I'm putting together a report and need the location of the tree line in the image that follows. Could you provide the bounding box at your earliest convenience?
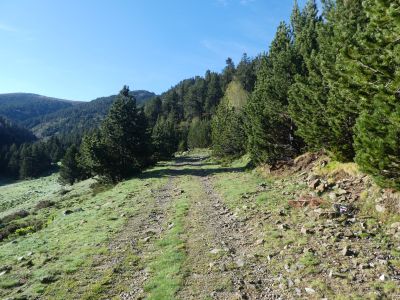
[0,134,66,179]
[242,0,400,189]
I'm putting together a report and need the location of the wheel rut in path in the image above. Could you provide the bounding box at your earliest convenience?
[98,176,177,300]
[178,158,282,300]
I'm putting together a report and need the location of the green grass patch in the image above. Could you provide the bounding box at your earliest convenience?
[145,193,189,300]
[0,164,169,299]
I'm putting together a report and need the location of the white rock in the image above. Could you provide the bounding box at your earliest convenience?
[379,274,387,281]
[305,287,316,294]
[210,248,222,254]
[375,204,386,213]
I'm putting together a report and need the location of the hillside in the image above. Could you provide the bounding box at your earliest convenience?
[0,116,36,147]
[0,90,156,139]
[25,90,156,138]
[0,93,80,124]
[0,151,398,299]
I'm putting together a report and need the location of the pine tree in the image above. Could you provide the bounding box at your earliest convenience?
[324,0,368,161]
[19,144,33,179]
[211,100,246,159]
[204,71,223,115]
[144,97,162,127]
[6,144,20,178]
[187,118,211,149]
[288,0,330,152]
[350,0,400,188]
[79,131,107,178]
[59,145,88,185]
[245,22,300,165]
[151,115,178,160]
[236,53,257,92]
[221,58,236,91]
[81,86,152,182]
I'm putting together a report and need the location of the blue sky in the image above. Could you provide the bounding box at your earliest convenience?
[0,0,310,101]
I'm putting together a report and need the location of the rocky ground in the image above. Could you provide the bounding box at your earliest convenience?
[0,152,399,299]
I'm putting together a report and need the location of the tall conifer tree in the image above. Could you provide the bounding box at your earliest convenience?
[350,0,400,188]
[245,22,300,165]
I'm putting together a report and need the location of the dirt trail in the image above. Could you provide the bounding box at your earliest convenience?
[178,157,280,300]
[96,176,177,299]
[97,156,281,299]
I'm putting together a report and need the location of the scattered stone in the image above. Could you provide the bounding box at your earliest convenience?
[255,238,265,246]
[316,183,327,193]
[309,179,321,189]
[236,258,245,268]
[333,203,354,215]
[379,274,387,281]
[300,226,313,235]
[142,237,151,243]
[17,256,25,262]
[278,223,290,231]
[210,248,222,255]
[329,193,337,201]
[342,246,356,257]
[63,209,74,215]
[390,222,400,230]
[305,287,316,294]
[375,204,386,213]
[343,229,354,238]
[287,279,294,288]
[336,188,348,196]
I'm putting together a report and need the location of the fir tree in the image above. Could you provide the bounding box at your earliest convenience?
[211,101,246,159]
[288,0,330,152]
[81,86,152,182]
[351,0,400,188]
[245,23,300,165]
[204,71,223,115]
[19,144,33,179]
[324,0,368,161]
[236,53,257,92]
[187,118,211,149]
[59,145,88,185]
[6,144,20,178]
[221,58,236,91]
[151,115,178,160]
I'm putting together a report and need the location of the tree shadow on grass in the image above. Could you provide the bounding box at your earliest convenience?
[141,156,250,179]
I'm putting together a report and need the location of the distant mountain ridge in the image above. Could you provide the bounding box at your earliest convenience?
[0,93,81,123]
[0,90,157,139]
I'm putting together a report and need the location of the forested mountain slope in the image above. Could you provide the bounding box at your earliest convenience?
[0,93,79,124]
[0,116,36,147]
[27,90,156,138]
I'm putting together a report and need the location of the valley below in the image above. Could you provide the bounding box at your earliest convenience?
[0,151,399,299]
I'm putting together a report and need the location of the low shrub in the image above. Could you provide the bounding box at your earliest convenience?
[35,200,55,211]
[0,209,30,224]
